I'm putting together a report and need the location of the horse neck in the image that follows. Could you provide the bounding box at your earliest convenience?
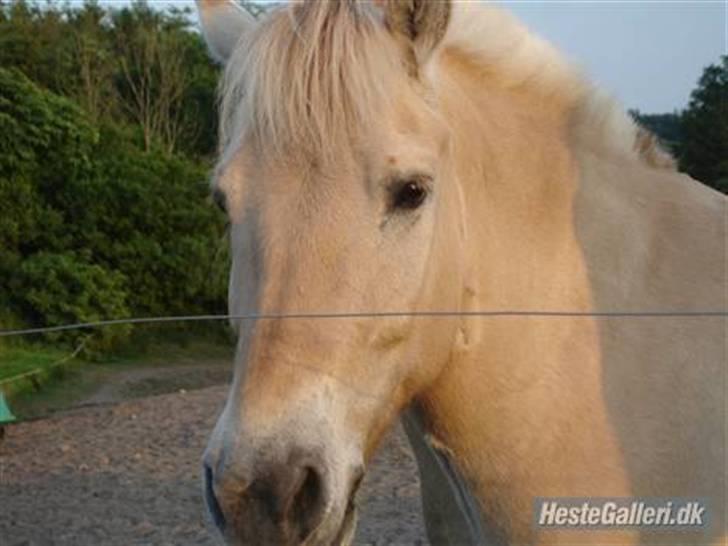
[414,48,631,542]
[436,47,596,325]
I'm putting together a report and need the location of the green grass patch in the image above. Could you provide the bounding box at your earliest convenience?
[0,345,72,381]
[4,334,234,420]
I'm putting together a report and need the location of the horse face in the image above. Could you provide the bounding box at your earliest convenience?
[197,1,461,544]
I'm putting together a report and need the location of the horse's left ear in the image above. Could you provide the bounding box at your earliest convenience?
[380,0,451,72]
[196,0,257,64]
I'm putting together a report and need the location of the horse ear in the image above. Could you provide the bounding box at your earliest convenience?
[381,0,451,71]
[196,0,257,64]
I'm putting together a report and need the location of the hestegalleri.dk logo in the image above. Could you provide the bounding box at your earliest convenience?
[534,498,709,530]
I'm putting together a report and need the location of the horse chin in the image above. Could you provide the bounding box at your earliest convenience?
[222,501,358,546]
[312,464,363,546]
[327,499,357,546]
[305,489,358,546]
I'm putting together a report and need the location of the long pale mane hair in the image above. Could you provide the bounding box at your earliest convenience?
[218,0,674,171]
[219,1,406,165]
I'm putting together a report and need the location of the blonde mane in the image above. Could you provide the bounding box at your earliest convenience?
[219,1,399,165]
[219,0,672,169]
[441,1,673,169]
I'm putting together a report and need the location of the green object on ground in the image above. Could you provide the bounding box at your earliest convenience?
[0,391,16,423]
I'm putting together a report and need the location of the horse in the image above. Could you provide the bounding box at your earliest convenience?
[196,1,726,544]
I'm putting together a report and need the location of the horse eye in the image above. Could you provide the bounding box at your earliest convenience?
[212,188,227,213]
[391,180,428,211]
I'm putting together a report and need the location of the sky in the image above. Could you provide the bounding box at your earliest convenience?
[501,1,726,113]
[95,0,726,113]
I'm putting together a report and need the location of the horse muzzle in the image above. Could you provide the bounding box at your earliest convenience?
[203,446,364,546]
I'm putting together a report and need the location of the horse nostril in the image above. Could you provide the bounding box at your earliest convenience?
[288,466,326,542]
[204,463,226,532]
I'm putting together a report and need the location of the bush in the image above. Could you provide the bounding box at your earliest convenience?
[0,67,97,258]
[80,125,227,316]
[14,252,130,352]
[0,66,228,355]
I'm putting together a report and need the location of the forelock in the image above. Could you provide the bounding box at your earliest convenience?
[219,0,401,167]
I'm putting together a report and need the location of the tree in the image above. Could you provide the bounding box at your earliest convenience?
[678,56,728,193]
[66,2,117,123]
[0,0,221,158]
[111,3,190,154]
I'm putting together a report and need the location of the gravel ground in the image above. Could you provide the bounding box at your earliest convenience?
[0,384,426,545]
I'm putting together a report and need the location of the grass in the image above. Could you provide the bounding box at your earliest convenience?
[3,336,234,420]
[0,345,72,381]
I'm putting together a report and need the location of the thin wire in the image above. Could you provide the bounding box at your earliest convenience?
[1,309,726,338]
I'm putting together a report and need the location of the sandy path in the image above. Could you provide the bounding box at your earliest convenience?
[0,385,427,545]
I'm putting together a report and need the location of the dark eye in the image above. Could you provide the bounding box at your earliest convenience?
[391,180,428,211]
[212,188,227,213]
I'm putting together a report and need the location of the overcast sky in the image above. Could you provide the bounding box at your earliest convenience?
[97,0,726,113]
[501,1,726,113]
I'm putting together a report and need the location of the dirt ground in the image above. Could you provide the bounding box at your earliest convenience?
[0,366,427,545]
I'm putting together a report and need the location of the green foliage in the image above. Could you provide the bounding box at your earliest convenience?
[0,68,126,350]
[15,252,130,351]
[0,63,227,354]
[0,67,97,258]
[0,0,220,156]
[0,344,69,381]
[630,58,726,194]
[65,124,228,317]
[678,56,728,193]
[0,67,99,330]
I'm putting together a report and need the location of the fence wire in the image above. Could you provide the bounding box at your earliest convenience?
[1,309,726,338]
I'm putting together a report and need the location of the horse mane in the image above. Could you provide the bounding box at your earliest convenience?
[633,126,677,170]
[219,0,398,165]
[442,1,675,170]
[219,0,673,170]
